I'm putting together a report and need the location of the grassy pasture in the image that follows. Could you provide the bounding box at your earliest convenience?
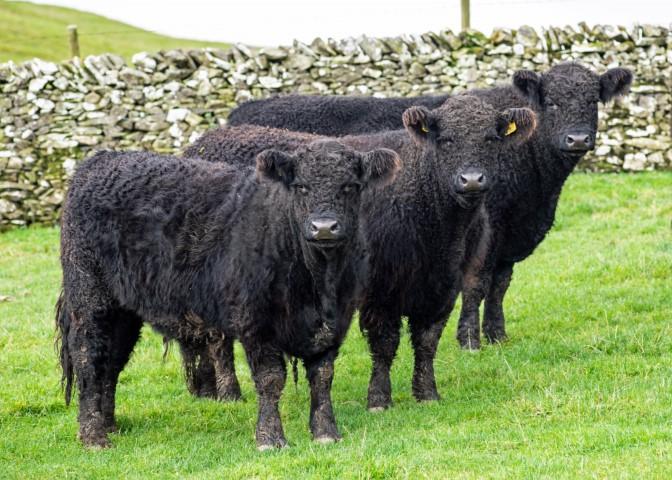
[0,172,671,478]
[0,1,230,63]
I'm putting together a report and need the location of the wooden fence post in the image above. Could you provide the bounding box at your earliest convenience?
[67,25,80,59]
[461,0,470,31]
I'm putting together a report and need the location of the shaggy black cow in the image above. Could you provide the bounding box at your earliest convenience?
[184,95,538,410]
[227,94,447,135]
[225,62,633,349]
[55,142,401,449]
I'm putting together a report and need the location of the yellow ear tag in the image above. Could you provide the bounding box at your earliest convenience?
[421,123,429,133]
[505,121,517,136]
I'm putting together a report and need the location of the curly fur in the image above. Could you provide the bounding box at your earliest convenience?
[183,95,538,408]
[227,94,448,135]
[55,142,399,449]
[221,62,632,349]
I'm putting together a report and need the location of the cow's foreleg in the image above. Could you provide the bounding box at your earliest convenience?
[305,349,341,443]
[242,338,287,450]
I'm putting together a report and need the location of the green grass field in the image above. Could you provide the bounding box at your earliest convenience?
[0,1,231,63]
[1,172,671,479]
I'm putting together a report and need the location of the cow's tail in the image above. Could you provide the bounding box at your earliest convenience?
[55,291,74,406]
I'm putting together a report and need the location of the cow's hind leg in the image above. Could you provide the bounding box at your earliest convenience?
[410,315,448,402]
[483,262,513,343]
[209,336,242,401]
[68,306,120,448]
[179,340,216,398]
[101,310,143,434]
[361,307,401,411]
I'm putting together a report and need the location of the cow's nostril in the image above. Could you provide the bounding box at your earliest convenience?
[330,223,340,233]
[477,174,484,184]
[459,175,468,185]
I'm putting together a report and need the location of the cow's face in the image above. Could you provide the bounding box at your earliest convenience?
[256,140,400,250]
[513,63,632,160]
[403,96,537,208]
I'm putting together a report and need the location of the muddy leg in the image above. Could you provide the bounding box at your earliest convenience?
[209,336,242,401]
[410,316,448,402]
[456,289,484,351]
[69,308,117,448]
[361,308,401,411]
[241,338,287,450]
[179,340,217,398]
[483,262,513,343]
[101,311,142,434]
[305,349,341,443]
[456,270,494,351]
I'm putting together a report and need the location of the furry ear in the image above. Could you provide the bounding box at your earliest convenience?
[402,106,435,146]
[255,149,295,186]
[512,69,542,105]
[497,108,537,145]
[361,148,402,188]
[600,68,633,103]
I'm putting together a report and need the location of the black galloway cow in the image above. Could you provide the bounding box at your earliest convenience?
[55,141,400,450]
[225,62,633,349]
[184,95,538,410]
[228,94,448,135]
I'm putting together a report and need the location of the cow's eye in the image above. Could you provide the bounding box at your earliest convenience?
[342,183,360,194]
[293,184,309,195]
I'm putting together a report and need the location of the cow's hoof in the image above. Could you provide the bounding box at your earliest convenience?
[457,331,481,350]
[414,390,441,403]
[314,434,341,444]
[485,330,508,344]
[104,422,118,434]
[257,439,288,451]
[367,393,391,412]
[82,435,112,449]
[217,386,242,402]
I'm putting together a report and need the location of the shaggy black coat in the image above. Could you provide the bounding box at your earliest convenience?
[222,62,633,349]
[227,94,448,135]
[56,143,400,449]
[184,95,538,410]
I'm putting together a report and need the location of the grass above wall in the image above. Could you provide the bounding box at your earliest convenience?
[0,172,671,479]
[0,1,231,63]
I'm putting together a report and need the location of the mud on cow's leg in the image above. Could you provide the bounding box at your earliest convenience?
[305,349,341,444]
[101,310,143,434]
[69,307,124,449]
[456,286,484,350]
[361,307,401,411]
[456,256,494,351]
[483,262,513,343]
[409,316,447,402]
[242,338,287,450]
[209,335,242,401]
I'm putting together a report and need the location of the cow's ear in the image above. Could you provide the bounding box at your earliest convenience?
[361,148,402,188]
[497,108,537,145]
[403,106,436,146]
[513,70,542,105]
[600,68,632,103]
[256,149,295,186]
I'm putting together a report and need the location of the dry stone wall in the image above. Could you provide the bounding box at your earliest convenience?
[1,23,671,229]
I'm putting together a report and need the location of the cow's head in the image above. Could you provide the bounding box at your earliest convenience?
[256,140,400,250]
[513,63,632,160]
[403,95,537,208]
